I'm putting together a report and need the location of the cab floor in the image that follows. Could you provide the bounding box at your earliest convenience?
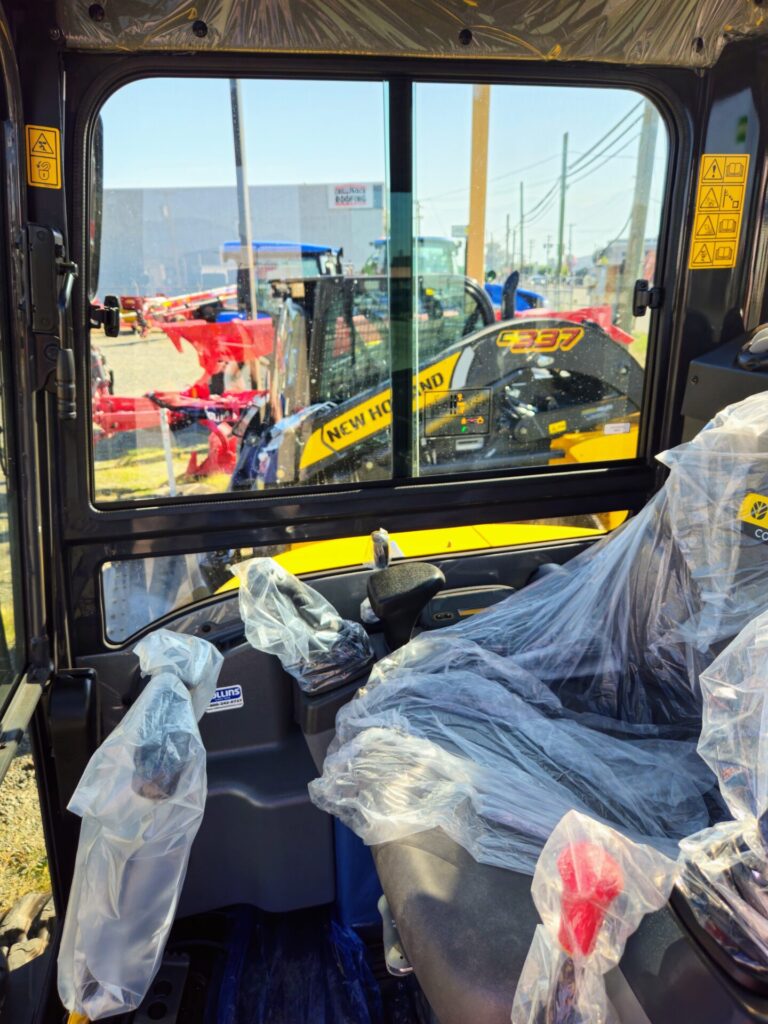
[134,905,432,1024]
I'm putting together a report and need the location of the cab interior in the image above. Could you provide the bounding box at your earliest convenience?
[1,2,768,1023]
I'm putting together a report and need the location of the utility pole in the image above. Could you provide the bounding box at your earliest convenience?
[544,234,553,272]
[505,213,511,269]
[519,181,525,274]
[229,80,257,320]
[230,79,264,394]
[511,227,517,272]
[556,131,569,282]
[616,101,659,331]
[528,238,534,269]
[466,84,491,282]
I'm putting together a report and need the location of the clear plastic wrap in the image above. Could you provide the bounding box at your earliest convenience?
[57,629,223,1020]
[234,557,374,693]
[310,393,768,873]
[678,606,768,974]
[56,0,766,69]
[511,811,677,1024]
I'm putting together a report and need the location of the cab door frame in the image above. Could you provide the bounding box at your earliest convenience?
[0,1,54,774]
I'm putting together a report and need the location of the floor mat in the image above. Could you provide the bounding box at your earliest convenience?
[190,905,425,1024]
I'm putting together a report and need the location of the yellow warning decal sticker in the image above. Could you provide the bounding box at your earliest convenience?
[739,492,768,531]
[25,125,61,189]
[496,326,584,353]
[689,154,749,269]
[548,419,567,435]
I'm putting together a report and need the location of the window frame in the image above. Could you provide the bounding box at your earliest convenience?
[59,53,695,651]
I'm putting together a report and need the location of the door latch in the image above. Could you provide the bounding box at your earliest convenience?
[632,278,664,317]
[23,224,79,417]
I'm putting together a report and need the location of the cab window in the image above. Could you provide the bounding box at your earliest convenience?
[101,511,627,642]
[90,77,667,503]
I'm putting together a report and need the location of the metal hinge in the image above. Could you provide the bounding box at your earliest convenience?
[28,633,52,684]
[632,278,664,317]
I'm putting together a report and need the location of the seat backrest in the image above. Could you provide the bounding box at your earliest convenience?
[436,392,768,732]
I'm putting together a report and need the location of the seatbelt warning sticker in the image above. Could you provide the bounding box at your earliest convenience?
[25,125,61,189]
[207,684,244,713]
[689,154,749,269]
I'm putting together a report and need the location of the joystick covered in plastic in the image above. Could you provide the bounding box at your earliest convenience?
[557,841,624,957]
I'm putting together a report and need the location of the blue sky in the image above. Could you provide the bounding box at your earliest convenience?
[101,77,667,264]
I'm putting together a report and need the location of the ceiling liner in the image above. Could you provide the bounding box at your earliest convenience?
[56,0,767,67]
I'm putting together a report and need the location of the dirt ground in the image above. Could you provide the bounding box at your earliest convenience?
[93,327,222,502]
[0,739,49,919]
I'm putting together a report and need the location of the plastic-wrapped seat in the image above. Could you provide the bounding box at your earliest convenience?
[310,393,768,1023]
[678,604,768,986]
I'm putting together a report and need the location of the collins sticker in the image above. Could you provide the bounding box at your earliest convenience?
[207,684,244,713]
[496,326,584,353]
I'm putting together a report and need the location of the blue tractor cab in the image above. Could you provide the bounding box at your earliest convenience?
[221,240,344,278]
[484,279,546,312]
[220,241,344,319]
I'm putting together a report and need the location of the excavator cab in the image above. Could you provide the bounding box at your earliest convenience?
[1,4,768,1024]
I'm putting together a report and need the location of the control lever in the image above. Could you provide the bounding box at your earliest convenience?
[370,527,391,570]
[366,562,446,650]
[557,841,623,958]
[542,841,623,1024]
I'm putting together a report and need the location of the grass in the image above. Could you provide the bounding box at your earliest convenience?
[630,329,649,368]
[94,443,230,502]
[2,849,49,890]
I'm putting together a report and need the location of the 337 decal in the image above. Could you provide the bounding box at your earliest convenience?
[496,326,584,353]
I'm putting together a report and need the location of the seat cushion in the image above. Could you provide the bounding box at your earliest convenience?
[373,828,538,1024]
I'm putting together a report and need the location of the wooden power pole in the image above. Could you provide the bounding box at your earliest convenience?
[466,84,491,283]
[616,102,659,330]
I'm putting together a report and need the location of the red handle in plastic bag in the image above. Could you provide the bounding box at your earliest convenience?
[557,841,624,957]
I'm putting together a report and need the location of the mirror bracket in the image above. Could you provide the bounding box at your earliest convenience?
[89,296,120,337]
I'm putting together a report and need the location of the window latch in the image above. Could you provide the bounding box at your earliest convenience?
[89,296,120,337]
[632,278,664,317]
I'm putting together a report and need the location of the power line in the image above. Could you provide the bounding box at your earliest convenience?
[526,131,642,226]
[566,118,642,179]
[521,115,643,222]
[567,134,641,188]
[487,153,560,186]
[422,153,560,202]
[487,119,640,202]
[523,179,560,219]
[596,210,633,258]
[424,102,642,206]
[518,130,642,240]
[567,100,643,174]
